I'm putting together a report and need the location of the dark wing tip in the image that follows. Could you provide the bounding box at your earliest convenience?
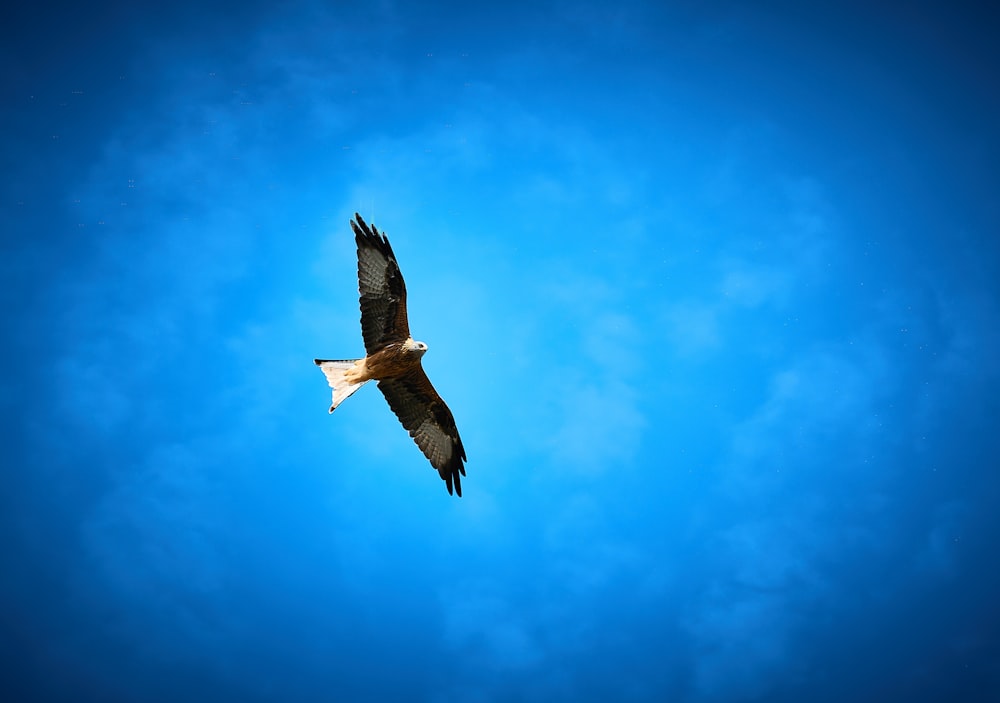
[437,422,466,498]
[440,452,465,497]
[443,465,462,497]
[351,213,395,258]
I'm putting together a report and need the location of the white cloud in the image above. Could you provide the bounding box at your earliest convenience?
[718,261,792,308]
[686,589,801,702]
[664,301,721,356]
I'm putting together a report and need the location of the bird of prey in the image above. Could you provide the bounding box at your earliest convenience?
[314,214,468,496]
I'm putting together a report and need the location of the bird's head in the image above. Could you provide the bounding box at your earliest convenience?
[404,338,428,357]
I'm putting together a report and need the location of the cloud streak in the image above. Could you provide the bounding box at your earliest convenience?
[4,3,1000,702]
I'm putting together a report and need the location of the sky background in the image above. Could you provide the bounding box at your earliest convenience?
[3,1,999,701]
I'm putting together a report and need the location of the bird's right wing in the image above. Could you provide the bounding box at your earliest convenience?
[352,214,410,354]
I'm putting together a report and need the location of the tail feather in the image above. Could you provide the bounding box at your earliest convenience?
[314,358,369,412]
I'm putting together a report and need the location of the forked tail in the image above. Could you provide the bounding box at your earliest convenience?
[314,359,369,413]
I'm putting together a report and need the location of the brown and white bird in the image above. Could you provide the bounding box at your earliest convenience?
[315,214,467,496]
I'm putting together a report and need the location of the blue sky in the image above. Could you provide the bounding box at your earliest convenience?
[3,1,999,701]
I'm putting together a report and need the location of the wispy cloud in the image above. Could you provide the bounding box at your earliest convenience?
[7,3,1000,701]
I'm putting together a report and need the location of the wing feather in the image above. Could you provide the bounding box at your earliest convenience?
[352,214,410,353]
[377,368,467,496]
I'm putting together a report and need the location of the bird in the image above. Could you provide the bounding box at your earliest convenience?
[314,213,468,496]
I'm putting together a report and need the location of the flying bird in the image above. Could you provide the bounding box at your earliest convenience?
[315,214,468,496]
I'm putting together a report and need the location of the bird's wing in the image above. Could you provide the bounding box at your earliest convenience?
[377,367,467,496]
[352,213,410,354]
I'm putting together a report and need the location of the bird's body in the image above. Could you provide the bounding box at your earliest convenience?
[315,214,467,496]
[342,337,428,385]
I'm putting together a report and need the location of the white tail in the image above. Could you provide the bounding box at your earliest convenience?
[314,359,369,413]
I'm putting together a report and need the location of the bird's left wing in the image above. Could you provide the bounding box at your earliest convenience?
[377,367,467,496]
